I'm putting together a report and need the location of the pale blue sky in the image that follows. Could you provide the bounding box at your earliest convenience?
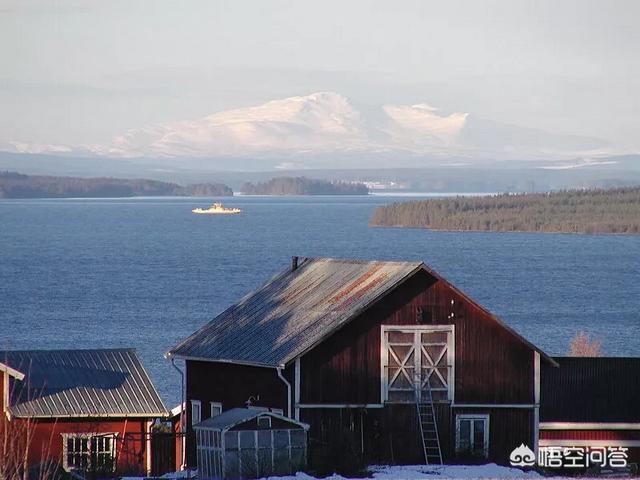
[1,0,638,150]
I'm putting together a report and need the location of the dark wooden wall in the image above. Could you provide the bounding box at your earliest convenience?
[300,405,532,466]
[300,270,535,405]
[185,360,294,465]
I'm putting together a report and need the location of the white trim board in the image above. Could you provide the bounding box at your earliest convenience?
[0,362,25,380]
[540,439,640,447]
[453,404,536,409]
[294,358,301,421]
[540,422,640,430]
[297,403,384,409]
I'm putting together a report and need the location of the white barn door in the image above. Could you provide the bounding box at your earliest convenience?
[382,326,454,403]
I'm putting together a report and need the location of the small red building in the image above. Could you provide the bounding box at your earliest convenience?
[1,348,168,476]
[540,357,640,464]
[167,257,557,468]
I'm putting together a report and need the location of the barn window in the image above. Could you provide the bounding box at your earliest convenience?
[62,433,116,472]
[455,414,489,459]
[210,401,222,418]
[381,325,454,403]
[258,415,272,428]
[191,400,202,425]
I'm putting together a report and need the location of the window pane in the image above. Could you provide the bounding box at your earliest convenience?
[473,420,485,453]
[211,403,222,417]
[274,430,289,448]
[458,420,471,452]
[224,431,239,450]
[388,331,414,343]
[291,448,305,470]
[240,431,255,449]
[257,430,271,448]
[257,449,273,477]
[290,430,305,447]
[257,416,271,428]
[224,450,239,478]
[274,448,289,475]
[422,331,448,343]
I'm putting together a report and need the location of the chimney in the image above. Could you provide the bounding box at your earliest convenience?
[291,256,299,271]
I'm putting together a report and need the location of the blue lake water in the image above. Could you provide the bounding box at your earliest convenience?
[1,195,639,406]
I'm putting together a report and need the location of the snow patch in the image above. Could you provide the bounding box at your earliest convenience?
[259,464,543,480]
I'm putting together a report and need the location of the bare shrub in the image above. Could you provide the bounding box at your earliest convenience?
[568,331,602,357]
[0,415,60,480]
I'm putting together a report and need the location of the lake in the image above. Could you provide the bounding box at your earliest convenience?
[1,195,639,406]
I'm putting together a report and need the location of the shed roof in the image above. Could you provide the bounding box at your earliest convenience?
[194,408,309,431]
[1,349,168,418]
[541,357,640,423]
[167,257,554,367]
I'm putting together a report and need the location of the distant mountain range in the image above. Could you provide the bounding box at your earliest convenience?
[2,92,614,170]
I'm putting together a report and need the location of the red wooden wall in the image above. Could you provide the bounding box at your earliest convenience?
[300,270,535,405]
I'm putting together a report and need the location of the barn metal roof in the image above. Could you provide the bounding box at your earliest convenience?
[193,408,309,431]
[168,258,423,366]
[541,357,640,423]
[168,256,555,367]
[1,349,168,418]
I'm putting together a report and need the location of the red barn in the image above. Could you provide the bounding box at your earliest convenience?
[0,349,168,476]
[167,257,557,468]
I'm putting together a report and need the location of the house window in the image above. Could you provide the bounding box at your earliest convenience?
[257,415,272,428]
[210,401,222,418]
[455,414,489,458]
[381,326,454,403]
[191,400,202,425]
[62,434,116,472]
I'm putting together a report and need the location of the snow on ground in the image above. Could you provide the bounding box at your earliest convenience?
[261,463,543,479]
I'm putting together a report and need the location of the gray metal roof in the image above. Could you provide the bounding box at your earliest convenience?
[2,349,168,418]
[194,408,309,431]
[167,257,423,366]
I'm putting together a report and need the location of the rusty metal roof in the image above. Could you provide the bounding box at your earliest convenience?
[167,257,423,366]
[2,349,168,418]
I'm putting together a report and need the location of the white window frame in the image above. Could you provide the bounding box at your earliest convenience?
[455,414,490,458]
[191,399,202,426]
[210,401,223,418]
[61,433,117,472]
[380,325,455,403]
[257,415,272,428]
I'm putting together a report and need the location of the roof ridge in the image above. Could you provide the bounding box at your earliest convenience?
[1,348,136,354]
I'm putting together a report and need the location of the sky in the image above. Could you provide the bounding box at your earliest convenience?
[0,0,638,159]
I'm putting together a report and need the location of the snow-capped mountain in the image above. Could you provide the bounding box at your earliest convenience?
[6,92,610,164]
[99,92,369,158]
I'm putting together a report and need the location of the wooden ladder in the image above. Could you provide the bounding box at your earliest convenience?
[415,376,443,465]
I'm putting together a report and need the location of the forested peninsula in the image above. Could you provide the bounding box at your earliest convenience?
[240,176,369,195]
[369,187,640,234]
[0,172,233,198]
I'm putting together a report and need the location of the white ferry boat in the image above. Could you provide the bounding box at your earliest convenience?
[192,203,242,215]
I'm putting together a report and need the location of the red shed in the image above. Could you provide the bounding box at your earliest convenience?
[0,349,168,476]
[540,357,640,464]
[167,257,557,468]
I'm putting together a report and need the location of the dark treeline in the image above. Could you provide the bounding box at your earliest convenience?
[0,171,233,198]
[369,187,640,234]
[240,176,368,195]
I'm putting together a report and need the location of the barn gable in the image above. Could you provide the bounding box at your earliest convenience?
[167,257,553,368]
